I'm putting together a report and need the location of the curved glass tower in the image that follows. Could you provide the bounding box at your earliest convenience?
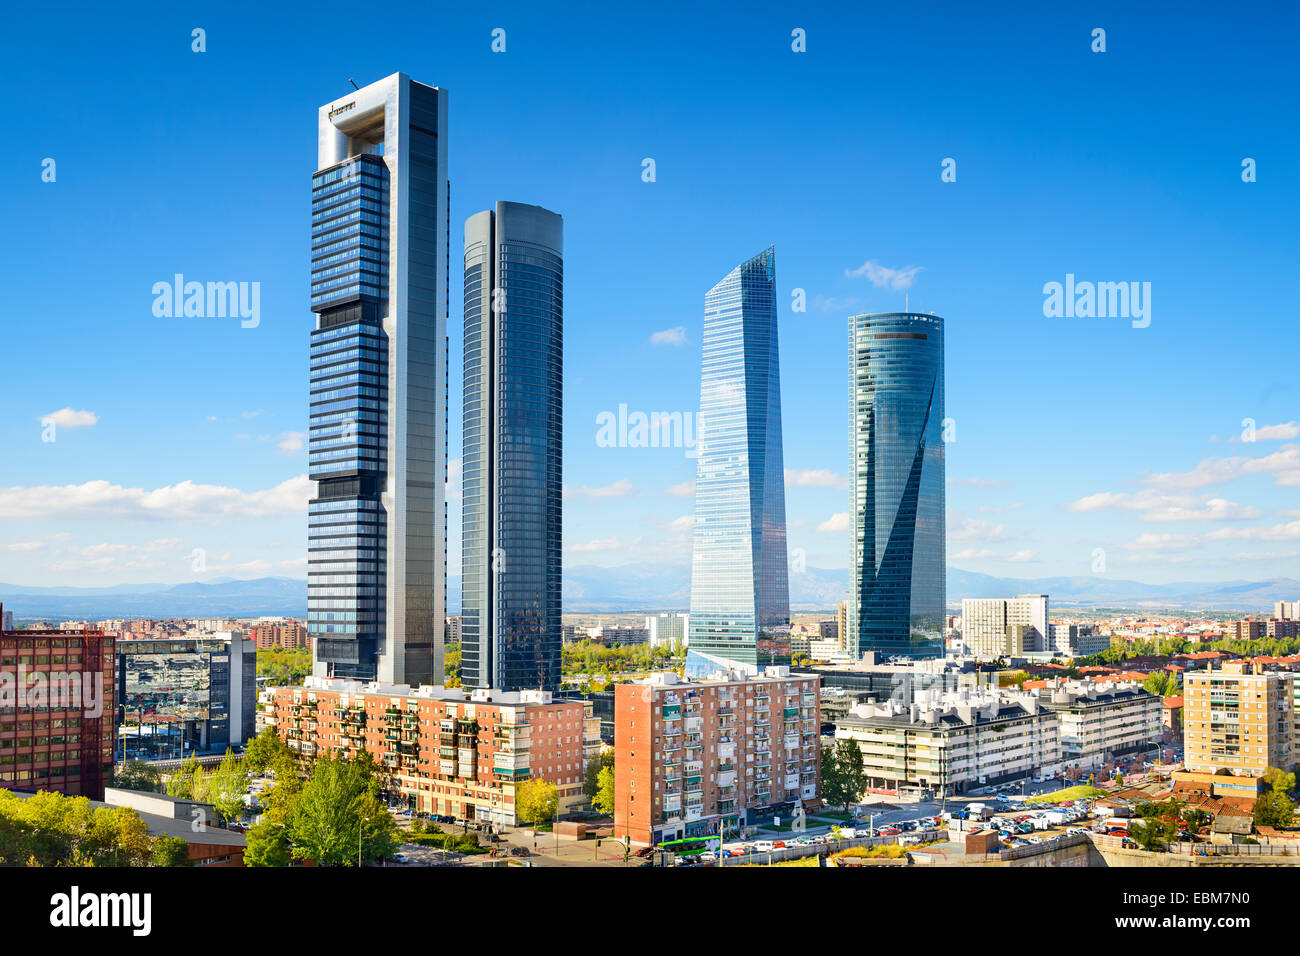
[686,247,790,676]
[461,202,563,692]
[848,312,945,659]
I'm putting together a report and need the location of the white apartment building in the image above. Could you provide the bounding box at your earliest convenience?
[646,612,689,648]
[1036,679,1162,770]
[1050,623,1110,657]
[834,688,1062,794]
[961,595,1049,658]
[1275,601,1300,621]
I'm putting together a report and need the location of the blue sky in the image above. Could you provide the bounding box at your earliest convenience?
[2,0,1297,593]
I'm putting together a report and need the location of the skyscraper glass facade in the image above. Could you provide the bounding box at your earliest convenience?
[848,312,945,659]
[687,247,790,676]
[309,74,448,685]
[462,202,563,692]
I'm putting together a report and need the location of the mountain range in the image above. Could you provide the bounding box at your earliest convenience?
[2,567,1296,620]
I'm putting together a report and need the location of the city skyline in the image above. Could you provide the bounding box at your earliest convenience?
[4,5,1298,593]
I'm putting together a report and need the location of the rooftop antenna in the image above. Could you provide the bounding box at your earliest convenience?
[905,293,909,313]
[348,77,360,90]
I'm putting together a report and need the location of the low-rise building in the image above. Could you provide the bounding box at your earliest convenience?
[614,666,820,846]
[834,687,1061,794]
[270,677,601,826]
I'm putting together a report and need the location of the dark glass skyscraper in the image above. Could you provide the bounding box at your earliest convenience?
[308,74,448,685]
[461,202,563,692]
[686,247,790,676]
[848,312,945,658]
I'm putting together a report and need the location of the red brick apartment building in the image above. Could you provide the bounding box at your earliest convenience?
[0,603,116,799]
[614,667,821,847]
[270,677,600,826]
[248,621,310,650]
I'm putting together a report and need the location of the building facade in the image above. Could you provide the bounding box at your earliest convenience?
[461,202,564,693]
[116,634,257,760]
[646,613,689,649]
[961,595,1049,658]
[687,247,790,676]
[0,605,115,799]
[269,677,599,825]
[848,312,945,659]
[1038,680,1163,771]
[248,622,309,651]
[614,667,820,846]
[834,688,1061,794]
[308,72,449,686]
[1184,661,1295,777]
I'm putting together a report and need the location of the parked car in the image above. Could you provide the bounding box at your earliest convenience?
[754,840,775,852]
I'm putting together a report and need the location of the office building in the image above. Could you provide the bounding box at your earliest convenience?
[614,666,820,846]
[308,72,449,686]
[0,604,115,799]
[1051,622,1109,657]
[834,688,1061,794]
[461,202,564,693]
[646,612,689,649]
[1183,660,1295,777]
[848,312,945,659]
[797,652,994,710]
[269,676,600,825]
[962,595,1049,658]
[116,633,256,759]
[687,247,791,676]
[1036,679,1162,770]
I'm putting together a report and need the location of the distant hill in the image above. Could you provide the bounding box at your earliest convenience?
[3,566,1293,621]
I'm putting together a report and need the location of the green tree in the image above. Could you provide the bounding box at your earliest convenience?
[1254,790,1296,829]
[165,756,202,799]
[151,835,192,867]
[584,750,614,801]
[245,821,293,867]
[833,739,866,810]
[1263,766,1296,796]
[112,759,162,793]
[516,778,560,827]
[820,745,848,811]
[244,727,290,775]
[1142,670,1180,697]
[1129,816,1177,851]
[285,754,398,866]
[592,766,616,816]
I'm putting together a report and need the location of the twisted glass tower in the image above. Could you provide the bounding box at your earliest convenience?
[308,74,448,685]
[848,312,945,659]
[686,247,790,676]
[461,202,563,692]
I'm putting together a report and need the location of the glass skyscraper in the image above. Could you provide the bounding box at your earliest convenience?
[308,73,448,685]
[461,202,563,692]
[848,312,945,659]
[686,247,790,677]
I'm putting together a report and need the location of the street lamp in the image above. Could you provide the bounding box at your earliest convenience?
[357,813,371,868]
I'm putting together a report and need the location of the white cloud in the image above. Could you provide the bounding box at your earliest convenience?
[446,459,463,502]
[5,540,46,552]
[1230,421,1299,441]
[667,515,695,532]
[785,468,847,489]
[0,475,311,522]
[1005,550,1038,563]
[1067,490,1260,522]
[650,326,687,346]
[811,295,864,313]
[951,548,995,561]
[242,409,266,419]
[665,480,695,498]
[844,260,923,290]
[567,537,637,553]
[1234,550,1300,561]
[1122,533,1200,552]
[1144,444,1300,489]
[1207,520,1300,543]
[948,518,1007,542]
[979,502,1024,514]
[563,478,636,499]
[39,408,98,428]
[277,431,306,454]
[951,547,1036,563]
[817,512,850,533]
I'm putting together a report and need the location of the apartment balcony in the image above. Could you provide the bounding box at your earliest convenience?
[718,742,736,760]
[717,770,737,787]
[662,704,682,720]
[684,716,703,734]
[684,808,703,822]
